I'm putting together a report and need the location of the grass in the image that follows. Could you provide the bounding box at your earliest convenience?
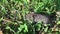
[0,0,60,34]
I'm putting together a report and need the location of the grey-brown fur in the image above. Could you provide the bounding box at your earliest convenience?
[26,12,50,24]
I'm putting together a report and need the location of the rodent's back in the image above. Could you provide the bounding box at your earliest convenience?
[34,14,49,24]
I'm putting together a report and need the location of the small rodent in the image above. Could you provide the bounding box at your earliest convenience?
[26,12,50,24]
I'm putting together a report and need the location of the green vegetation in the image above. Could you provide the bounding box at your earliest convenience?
[0,0,60,34]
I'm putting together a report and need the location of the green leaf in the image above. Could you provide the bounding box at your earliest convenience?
[57,21,60,25]
[24,24,28,32]
[42,0,48,4]
[6,26,10,29]
[44,27,48,32]
[0,17,3,22]
[18,24,24,32]
[1,6,7,15]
